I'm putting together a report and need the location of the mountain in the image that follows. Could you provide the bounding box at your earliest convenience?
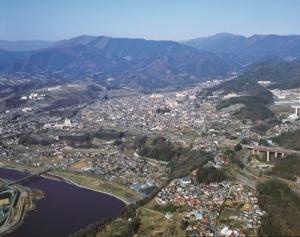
[0,40,54,52]
[0,36,236,89]
[53,35,99,48]
[183,33,246,55]
[183,33,300,65]
[204,77,275,121]
[238,59,300,90]
[0,35,99,52]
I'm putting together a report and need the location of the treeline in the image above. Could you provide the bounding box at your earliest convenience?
[217,95,274,121]
[210,60,300,121]
[251,124,273,135]
[69,208,140,237]
[0,79,51,112]
[224,149,245,169]
[44,84,102,112]
[153,202,177,213]
[1,95,27,112]
[268,155,300,181]
[239,59,300,90]
[135,136,174,162]
[19,134,55,146]
[199,70,275,121]
[210,59,300,92]
[156,106,171,114]
[272,129,300,151]
[134,136,213,177]
[19,129,126,148]
[196,166,227,184]
[69,217,114,237]
[257,179,300,236]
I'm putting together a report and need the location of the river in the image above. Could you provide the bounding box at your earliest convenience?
[0,168,125,237]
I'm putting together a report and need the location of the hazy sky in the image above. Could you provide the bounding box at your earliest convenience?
[1,0,300,41]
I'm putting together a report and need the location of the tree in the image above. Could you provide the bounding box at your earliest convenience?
[224,149,235,161]
[224,149,244,169]
[259,138,270,147]
[234,143,242,151]
[196,166,227,184]
[257,179,300,236]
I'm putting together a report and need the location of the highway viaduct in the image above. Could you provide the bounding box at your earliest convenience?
[242,145,300,162]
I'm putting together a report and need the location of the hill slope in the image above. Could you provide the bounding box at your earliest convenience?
[202,69,275,121]
[238,59,300,90]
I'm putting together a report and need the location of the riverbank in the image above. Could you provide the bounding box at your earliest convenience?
[0,167,126,237]
[50,170,142,204]
[0,162,142,205]
[49,172,131,205]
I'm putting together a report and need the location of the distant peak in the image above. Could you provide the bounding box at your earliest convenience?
[213,33,242,37]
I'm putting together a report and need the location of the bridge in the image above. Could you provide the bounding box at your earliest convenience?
[242,145,300,162]
[7,168,51,186]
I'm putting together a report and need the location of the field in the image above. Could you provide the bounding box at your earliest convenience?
[135,207,185,237]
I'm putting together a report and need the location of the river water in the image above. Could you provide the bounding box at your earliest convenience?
[0,168,125,237]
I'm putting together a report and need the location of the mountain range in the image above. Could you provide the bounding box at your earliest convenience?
[1,33,300,89]
[183,33,300,65]
[0,40,53,52]
[0,35,236,89]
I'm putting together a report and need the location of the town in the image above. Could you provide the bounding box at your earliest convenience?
[0,75,300,236]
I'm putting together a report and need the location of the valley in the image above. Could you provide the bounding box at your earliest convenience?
[1,29,300,237]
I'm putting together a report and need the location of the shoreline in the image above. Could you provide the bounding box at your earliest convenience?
[0,164,130,205]
[48,173,130,205]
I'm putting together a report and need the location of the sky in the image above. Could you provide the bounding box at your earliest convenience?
[1,0,300,41]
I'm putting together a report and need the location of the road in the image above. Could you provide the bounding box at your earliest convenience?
[0,187,28,236]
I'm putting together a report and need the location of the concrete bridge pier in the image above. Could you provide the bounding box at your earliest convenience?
[292,105,300,117]
[244,144,300,163]
[252,149,260,155]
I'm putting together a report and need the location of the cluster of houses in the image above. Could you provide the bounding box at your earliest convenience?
[155,175,265,236]
[20,93,45,101]
[2,132,169,197]
[80,82,244,134]
[218,183,266,236]
[79,82,257,156]
[155,176,231,236]
[43,118,82,130]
